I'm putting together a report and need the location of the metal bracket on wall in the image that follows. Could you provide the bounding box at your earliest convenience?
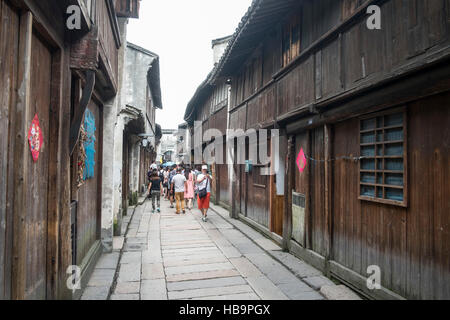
[69,70,96,155]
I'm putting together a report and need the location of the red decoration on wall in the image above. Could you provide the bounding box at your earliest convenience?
[28,114,43,162]
[296,148,307,173]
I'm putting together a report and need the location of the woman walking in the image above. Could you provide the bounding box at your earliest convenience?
[197,165,212,222]
[184,166,195,211]
[163,167,169,199]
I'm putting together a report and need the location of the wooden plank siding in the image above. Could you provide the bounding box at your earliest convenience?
[96,0,120,97]
[228,0,450,123]
[0,0,124,300]
[187,80,230,206]
[0,0,20,300]
[221,0,450,300]
[330,93,450,299]
[71,100,103,266]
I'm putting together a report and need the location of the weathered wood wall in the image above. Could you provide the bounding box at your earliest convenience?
[21,31,53,300]
[0,0,19,300]
[96,0,120,96]
[0,0,124,300]
[72,101,102,265]
[329,93,450,300]
[224,0,450,299]
[230,0,450,124]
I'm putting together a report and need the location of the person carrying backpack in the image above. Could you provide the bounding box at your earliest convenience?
[147,169,163,214]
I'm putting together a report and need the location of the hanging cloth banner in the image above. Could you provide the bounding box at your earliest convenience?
[83,109,96,180]
[296,148,307,173]
[28,114,44,162]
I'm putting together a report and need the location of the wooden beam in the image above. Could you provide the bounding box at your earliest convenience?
[286,62,450,134]
[282,135,294,251]
[12,11,33,300]
[305,130,311,249]
[58,50,74,300]
[324,124,333,276]
[46,48,64,300]
[69,70,95,155]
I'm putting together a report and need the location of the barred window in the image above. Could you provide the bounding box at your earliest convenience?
[359,109,407,207]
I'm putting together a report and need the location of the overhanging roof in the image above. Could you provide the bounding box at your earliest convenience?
[147,57,163,110]
[210,0,301,82]
[183,73,214,125]
[127,42,163,110]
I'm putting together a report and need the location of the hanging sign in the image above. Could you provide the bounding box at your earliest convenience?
[28,114,43,162]
[83,109,96,180]
[296,148,307,173]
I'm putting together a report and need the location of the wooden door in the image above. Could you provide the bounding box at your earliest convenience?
[247,166,270,228]
[219,164,229,206]
[270,176,284,236]
[309,127,327,257]
[0,0,20,299]
[239,164,246,215]
[23,31,53,300]
[75,101,102,264]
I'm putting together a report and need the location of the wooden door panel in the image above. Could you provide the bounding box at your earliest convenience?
[76,101,101,264]
[219,164,229,205]
[247,167,270,228]
[24,32,52,300]
[0,0,20,299]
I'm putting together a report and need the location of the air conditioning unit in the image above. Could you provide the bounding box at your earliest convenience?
[291,192,305,246]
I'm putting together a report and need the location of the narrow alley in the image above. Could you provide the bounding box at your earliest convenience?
[81,198,359,301]
[0,0,449,305]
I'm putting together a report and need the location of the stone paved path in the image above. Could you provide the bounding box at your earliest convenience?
[107,197,329,300]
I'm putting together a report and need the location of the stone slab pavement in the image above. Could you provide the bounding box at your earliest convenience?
[83,194,360,300]
[80,199,141,300]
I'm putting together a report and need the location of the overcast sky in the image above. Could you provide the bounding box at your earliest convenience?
[126,0,253,130]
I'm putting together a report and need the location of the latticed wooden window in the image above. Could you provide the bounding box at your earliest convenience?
[359,109,407,207]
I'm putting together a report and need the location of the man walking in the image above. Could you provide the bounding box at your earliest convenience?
[168,166,177,208]
[147,169,163,214]
[171,167,187,214]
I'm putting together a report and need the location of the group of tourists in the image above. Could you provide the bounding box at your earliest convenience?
[146,162,212,222]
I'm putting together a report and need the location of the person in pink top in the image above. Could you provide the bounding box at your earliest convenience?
[184,165,195,210]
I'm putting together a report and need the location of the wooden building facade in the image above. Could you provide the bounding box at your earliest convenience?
[184,77,230,207]
[209,0,450,300]
[0,0,140,300]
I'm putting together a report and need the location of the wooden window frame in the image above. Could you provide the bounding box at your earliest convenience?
[282,13,301,67]
[358,107,408,207]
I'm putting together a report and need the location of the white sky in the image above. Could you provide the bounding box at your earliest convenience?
[126,0,253,130]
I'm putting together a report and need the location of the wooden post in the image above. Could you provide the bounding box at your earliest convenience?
[46,48,63,300]
[231,140,238,219]
[282,135,294,251]
[324,124,333,276]
[305,130,312,249]
[58,50,74,300]
[12,11,33,300]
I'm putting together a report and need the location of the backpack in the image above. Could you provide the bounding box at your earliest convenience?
[147,170,152,183]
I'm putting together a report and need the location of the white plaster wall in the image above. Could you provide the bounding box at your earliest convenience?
[100,17,128,252]
[112,116,125,221]
[130,140,140,193]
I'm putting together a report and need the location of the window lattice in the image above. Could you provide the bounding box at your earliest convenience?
[359,110,407,206]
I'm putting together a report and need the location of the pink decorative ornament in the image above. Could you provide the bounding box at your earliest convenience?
[28,114,43,162]
[296,148,307,173]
